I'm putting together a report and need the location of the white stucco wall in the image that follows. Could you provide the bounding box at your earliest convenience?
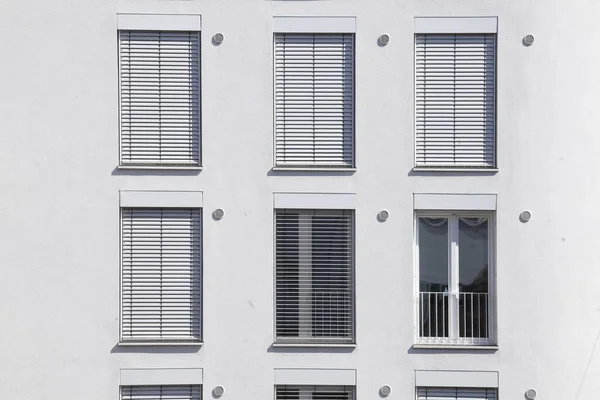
[0,0,599,399]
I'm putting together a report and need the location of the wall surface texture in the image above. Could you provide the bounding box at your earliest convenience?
[0,0,599,399]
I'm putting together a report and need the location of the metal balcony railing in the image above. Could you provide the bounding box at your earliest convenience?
[418,291,491,345]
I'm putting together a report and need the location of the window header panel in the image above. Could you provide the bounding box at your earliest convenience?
[274,369,357,385]
[413,194,497,211]
[414,17,497,34]
[120,191,203,208]
[273,17,356,33]
[415,370,499,388]
[274,193,356,210]
[117,14,202,31]
[120,368,204,386]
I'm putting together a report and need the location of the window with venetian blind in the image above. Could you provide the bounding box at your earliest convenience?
[417,387,497,400]
[275,209,354,344]
[119,30,201,166]
[276,386,355,400]
[122,385,202,400]
[121,208,202,343]
[415,33,496,168]
[274,33,355,168]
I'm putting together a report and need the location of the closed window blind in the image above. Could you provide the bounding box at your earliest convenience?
[275,33,354,168]
[417,387,497,400]
[122,385,202,400]
[121,208,202,342]
[276,386,355,400]
[415,34,496,168]
[275,209,354,344]
[119,31,201,166]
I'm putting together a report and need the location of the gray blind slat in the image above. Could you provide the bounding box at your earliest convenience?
[275,209,354,344]
[415,34,496,168]
[417,387,497,400]
[120,31,201,166]
[275,33,355,168]
[121,208,202,342]
[122,385,202,400]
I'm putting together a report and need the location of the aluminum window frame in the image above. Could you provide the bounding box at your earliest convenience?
[272,208,357,346]
[413,210,497,346]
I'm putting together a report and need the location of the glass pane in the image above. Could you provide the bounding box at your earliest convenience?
[458,217,489,339]
[418,217,449,338]
[458,217,489,293]
[418,218,449,292]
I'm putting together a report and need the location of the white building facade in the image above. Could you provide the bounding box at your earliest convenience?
[0,0,599,399]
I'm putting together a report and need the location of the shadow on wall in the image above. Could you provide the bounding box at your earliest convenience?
[267,344,356,354]
[111,167,202,177]
[110,344,202,354]
[406,346,498,355]
[267,169,356,177]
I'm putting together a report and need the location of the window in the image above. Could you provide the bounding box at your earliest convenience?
[415,33,496,168]
[417,387,497,400]
[276,386,355,400]
[274,33,355,168]
[119,30,201,166]
[122,385,201,400]
[121,208,202,343]
[275,209,354,344]
[415,213,495,345]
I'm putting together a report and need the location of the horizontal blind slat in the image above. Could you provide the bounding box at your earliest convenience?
[120,31,201,166]
[121,208,202,342]
[275,33,354,168]
[415,34,496,168]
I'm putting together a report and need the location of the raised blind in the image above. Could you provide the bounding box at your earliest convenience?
[275,33,354,168]
[121,208,202,342]
[415,34,496,168]
[122,386,201,400]
[275,209,354,344]
[417,387,497,400]
[119,31,201,166]
[276,386,355,400]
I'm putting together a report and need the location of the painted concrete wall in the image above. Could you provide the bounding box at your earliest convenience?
[0,0,599,399]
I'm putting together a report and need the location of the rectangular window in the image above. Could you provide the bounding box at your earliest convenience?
[122,385,202,400]
[274,33,355,168]
[415,34,496,168]
[276,386,355,400]
[121,208,202,343]
[119,30,201,166]
[416,213,495,345]
[417,387,497,400]
[275,209,354,344]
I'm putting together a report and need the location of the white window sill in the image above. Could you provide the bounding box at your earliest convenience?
[272,167,357,172]
[412,344,498,350]
[272,342,357,348]
[118,341,203,347]
[412,167,498,173]
[118,165,203,171]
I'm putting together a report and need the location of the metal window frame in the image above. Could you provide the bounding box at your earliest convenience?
[117,29,203,168]
[413,32,498,170]
[413,211,497,346]
[118,206,204,345]
[272,208,356,346]
[272,32,357,170]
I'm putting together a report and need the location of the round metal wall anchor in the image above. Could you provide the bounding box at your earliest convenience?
[519,210,532,223]
[213,208,225,220]
[378,34,390,46]
[377,210,390,222]
[213,386,225,398]
[213,33,224,45]
[523,34,535,46]
[525,388,537,400]
[379,385,392,397]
